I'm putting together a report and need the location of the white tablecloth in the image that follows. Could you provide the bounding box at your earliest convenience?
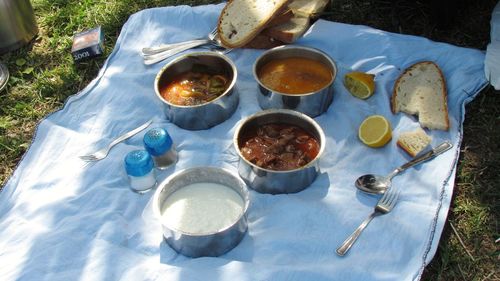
[0,4,487,281]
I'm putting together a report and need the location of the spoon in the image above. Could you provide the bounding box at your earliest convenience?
[355,141,453,194]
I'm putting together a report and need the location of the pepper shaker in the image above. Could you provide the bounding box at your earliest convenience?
[143,127,178,170]
[124,150,156,193]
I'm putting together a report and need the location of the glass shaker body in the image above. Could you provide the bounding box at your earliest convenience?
[124,150,156,193]
[143,128,178,170]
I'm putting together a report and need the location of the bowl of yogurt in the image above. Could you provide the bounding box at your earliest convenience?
[153,167,249,257]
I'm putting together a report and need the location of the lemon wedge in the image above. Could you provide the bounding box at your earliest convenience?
[358,115,392,148]
[344,71,375,99]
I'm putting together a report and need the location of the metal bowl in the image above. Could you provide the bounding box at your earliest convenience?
[253,45,337,117]
[153,167,249,257]
[154,52,238,130]
[233,109,326,194]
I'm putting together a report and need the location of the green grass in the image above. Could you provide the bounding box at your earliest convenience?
[1,0,499,280]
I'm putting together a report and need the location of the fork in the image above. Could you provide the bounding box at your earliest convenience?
[79,119,153,162]
[336,186,401,256]
[141,27,218,56]
[142,27,230,65]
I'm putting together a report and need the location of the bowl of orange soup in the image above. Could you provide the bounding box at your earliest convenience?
[253,45,337,117]
[154,52,238,130]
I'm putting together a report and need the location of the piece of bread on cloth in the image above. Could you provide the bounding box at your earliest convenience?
[260,0,328,44]
[397,128,432,157]
[287,0,330,18]
[266,8,295,27]
[217,0,329,49]
[243,34,285,49]
[391,61,450,131]
[217,0,291,48]
[261,15,310,43]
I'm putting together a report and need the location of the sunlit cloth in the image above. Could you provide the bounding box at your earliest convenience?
[0,3,487,281]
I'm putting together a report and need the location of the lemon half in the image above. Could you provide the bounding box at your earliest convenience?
[344,71,375,99]
[358,115,392,148]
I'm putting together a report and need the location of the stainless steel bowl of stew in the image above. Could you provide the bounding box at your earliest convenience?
[234,109,326,194]
[154,51,238,130]
[253,45,337,118]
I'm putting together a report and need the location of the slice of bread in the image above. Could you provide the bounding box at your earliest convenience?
[288,0,330,18]
[266,9,295,27]
[261,15,310,43]
[243,34,285,49]
[217,0,291,48]
[397,128,432,157]
[391,61,450,131]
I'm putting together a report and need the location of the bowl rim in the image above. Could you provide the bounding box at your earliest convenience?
[153,166,250,236]
[233,108,326,174]
[154,51,238,108]
[252,45,337,97]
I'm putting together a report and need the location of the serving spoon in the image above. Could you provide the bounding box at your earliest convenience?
[355,141,453,194]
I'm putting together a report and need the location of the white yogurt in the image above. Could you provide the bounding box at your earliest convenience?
[161,182,245,234]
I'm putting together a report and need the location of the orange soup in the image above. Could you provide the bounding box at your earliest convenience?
[258,57,332,95]
[160,71,229,106]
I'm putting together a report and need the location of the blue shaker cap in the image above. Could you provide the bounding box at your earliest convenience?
[124,150,154,177]
[143,128,173,156]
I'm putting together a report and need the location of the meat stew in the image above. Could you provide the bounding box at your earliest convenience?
[239,123,320,171]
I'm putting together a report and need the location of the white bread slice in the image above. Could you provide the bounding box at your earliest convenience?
[243,34,285,49]
[266,9,295,27]
[397,128,432,157]
[261,15,310,43]
[217,0,291,48]
[288,0,329,18]
[391,61,450,131]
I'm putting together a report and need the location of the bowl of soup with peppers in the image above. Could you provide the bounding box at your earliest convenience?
[253,45,337,118]
[234,109,325,194]
[154,52,238,130]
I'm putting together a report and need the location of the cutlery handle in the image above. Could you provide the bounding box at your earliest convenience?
[399,141,453,171]
[336,212,377,256]
[108,119,153,148]
[143,40,210,65]
[142,39,209,55]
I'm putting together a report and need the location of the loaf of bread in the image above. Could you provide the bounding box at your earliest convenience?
[217,0,291,48]
[397,128,432,157]
[391,61,450,131]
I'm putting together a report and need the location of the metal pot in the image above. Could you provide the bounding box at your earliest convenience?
[0,0,38,54]
[253,45,337,118]
[234,109,326,194]
[154,51,238,130]
[153,167,250,257]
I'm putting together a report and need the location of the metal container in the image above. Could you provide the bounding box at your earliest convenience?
[253,45,337,117]
[234,109,326,194]
[154,52,238,130]
[153,167,249,257]
[0,0,38,54]
[0,62,8,92]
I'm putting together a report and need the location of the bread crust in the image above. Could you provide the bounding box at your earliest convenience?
[261,15,310,43]
[396,140,417,157]
[391,61,450,130]
[217,0,291,48]
[243,34,285,49]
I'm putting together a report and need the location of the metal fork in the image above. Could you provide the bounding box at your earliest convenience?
[336,186,401,256]
[79,119,152,162]
[142,27,218,56]
[142,27,230,65]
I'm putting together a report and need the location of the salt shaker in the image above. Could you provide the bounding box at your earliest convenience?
[124,150,156,193]
[143,127,178,170]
